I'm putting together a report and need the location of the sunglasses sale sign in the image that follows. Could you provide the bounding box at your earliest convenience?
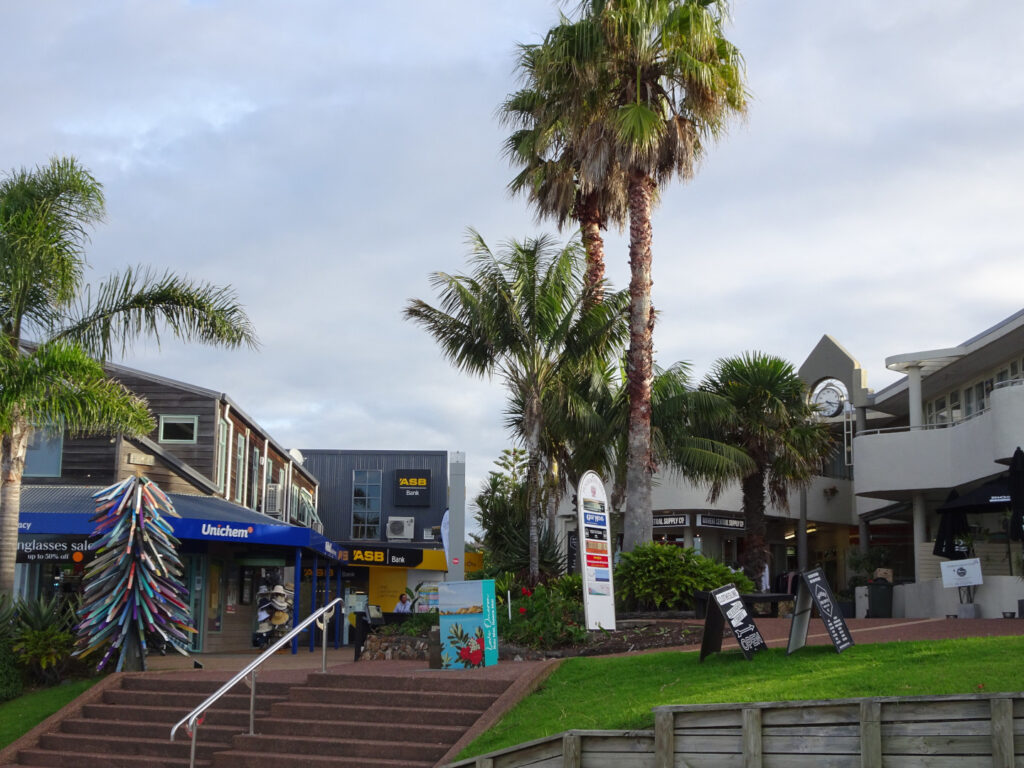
[577,470,616,631]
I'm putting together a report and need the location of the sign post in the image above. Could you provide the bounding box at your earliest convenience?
[787,567,854,654]
[577,470,616,630]
[699,583,769,662]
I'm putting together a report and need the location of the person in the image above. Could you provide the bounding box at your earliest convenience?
[394,593,412,613]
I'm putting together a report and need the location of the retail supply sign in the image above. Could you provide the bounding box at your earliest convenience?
[438,579,498,669]
[577,470,616,630]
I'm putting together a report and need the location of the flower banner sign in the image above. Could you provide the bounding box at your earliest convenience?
[438,579,497,669]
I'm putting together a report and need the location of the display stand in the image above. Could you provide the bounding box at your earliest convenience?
[699,583,769,662]
[787,567,854,654]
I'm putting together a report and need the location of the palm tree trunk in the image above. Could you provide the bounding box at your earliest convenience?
[623,171,656,552]
[741,471,769,588]
[577,192,606,303]
[524,404,543,584]
[0,422,31,596]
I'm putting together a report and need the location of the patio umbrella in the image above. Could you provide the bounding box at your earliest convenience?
[933,489,971,560]
[1008,446,1024,543]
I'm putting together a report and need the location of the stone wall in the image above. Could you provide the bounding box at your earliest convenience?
[360,633,430,661]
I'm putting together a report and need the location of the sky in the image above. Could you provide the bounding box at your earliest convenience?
[4,1,1024,518]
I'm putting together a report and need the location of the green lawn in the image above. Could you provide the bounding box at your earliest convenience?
[461,635,1024,759]
[0,679,99,750]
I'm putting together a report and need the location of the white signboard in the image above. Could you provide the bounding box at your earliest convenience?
[577,470,616,631]
[940,558,984,588]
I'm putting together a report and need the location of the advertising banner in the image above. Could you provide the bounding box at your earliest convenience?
[577,470,616,630]
[438,579,498,669]
[699,583,768,662]
[787,568,854,655]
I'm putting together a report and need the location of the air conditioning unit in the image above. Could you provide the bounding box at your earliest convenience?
[387,516,415,540]
[265,484,283,518]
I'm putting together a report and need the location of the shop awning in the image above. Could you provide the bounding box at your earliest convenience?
[17,485,339,560]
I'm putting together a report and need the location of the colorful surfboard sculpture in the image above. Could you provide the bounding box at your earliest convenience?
[73,476,195,672]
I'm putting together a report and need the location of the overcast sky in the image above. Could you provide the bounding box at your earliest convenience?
[4,1,1024,516]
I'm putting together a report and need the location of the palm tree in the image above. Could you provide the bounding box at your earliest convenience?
[541,0,747,551]
[564,359,753,520]
[501,30,629,301]
[700,352,835,585]
[0,156,258,595]
[404,231,629,581]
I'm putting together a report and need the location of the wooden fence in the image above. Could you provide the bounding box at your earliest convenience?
[446,692,1024,768]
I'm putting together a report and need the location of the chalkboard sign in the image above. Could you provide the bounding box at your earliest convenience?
[699,583,769,662]
[787,567,854,655]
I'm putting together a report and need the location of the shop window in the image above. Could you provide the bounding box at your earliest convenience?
[25,427,63,477]
[159,415,198,444]
[352,469,382,540]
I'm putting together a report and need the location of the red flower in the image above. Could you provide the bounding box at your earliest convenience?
[519,607,527,614]
[521,587,532,597]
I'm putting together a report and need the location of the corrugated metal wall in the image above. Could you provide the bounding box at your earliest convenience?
[300,450,448,543]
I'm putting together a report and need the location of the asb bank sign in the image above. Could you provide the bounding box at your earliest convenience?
[394,469,431,507]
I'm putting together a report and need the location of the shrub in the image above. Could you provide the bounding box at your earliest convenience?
[615,543,755,611]
[13,594,79,687]
[497,583,587,650]
[0,638,21,702]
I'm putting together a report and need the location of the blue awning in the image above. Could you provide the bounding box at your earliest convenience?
[17,485,338,560]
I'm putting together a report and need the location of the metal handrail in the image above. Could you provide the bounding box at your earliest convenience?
[170,596,344,767]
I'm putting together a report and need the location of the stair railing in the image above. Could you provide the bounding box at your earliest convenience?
[170,597,343,768]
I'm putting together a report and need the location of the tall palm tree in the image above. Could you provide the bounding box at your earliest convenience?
[404,231,629,581]
[501,30,628,301]
[0,156,258,595]
[544,0,747,551]
[700,352,835,585]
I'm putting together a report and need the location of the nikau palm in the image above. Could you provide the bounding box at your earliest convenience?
[0,157,257,595]
[405,231,628,581]
[701,352,835,584]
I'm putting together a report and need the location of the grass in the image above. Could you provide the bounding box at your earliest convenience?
[0,679,99,750]
[461,635,1024,759]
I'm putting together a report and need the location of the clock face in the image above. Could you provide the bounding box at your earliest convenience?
[812,381,846,417]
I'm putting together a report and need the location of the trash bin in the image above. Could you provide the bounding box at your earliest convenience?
[867,579,892,618]
[352,611,372,661]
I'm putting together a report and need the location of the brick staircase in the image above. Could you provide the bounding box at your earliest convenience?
[5,670,511,768]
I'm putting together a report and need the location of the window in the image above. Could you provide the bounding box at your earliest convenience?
[24,427,63,477]
[216,419,229,491]
[249,446,261,510]
[948,390,961,422]
[351,469,382,540]
[159,415,198,444]
[964,387,975,417]
[976,382,987,413]
[234,434,246,504]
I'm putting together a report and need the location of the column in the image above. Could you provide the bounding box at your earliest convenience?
[912,493,927,581]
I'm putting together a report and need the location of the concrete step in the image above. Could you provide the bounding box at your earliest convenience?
[38,731,218,762]
[307,672,509,695]
[15,746,209,768]
[256,716,464,743]
[61,717,238,744]
[211,750,431,768]
[121,675,293,697]
[288,685,497,710]
[230,733,448,763]
[268,700,484,726]
[82,703,252,728]
[103,688,285,711]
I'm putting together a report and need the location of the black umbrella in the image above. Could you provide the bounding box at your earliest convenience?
[933,489,971,560]
[1008,446,1024,543]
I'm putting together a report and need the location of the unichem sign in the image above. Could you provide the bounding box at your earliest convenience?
[200,523,254,539]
